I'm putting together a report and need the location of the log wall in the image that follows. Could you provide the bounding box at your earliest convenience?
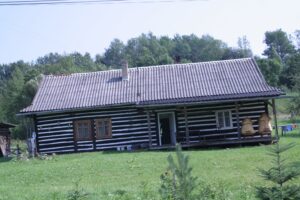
[36,107,157,153]
[176,101,267,143]
[35,100,268,154]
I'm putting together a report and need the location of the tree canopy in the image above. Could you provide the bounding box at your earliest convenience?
[0,30,299,139]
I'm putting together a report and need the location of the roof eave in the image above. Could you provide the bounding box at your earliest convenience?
[137,94,284,108]
[17,93,284,116]
[17,102,137,116]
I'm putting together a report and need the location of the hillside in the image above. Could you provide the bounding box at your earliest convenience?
[0,135,299,200]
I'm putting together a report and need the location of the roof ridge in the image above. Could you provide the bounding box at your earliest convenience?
[44,57,253,78]
[46,68,121,78]
[133,57,253,70]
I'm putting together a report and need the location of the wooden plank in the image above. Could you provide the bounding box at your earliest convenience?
[184,106,190,144]
[235,102,241,139]
[155,112,160,146]
[147,111,152,147]
[272,99,279,139]
[149,136,273,150]
[33,115,40,153]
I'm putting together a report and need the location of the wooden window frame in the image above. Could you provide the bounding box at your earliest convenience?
[73,119,92,141]
[215,110,232,129]
[95,118,112,140]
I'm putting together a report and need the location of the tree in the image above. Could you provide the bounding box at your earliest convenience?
[279,53,300,88]
[3,67,25,123]
[263,29,296,63]
[159,36,175,56]
[170,34,192,63]
[294,30,300,50]
[125,33,172,67]
[37,52,105,75]
[237,36,253,57]
[159,144,197,200]
[36,52,62,65]
[256,58,282,86]
[256,143,300,200]
[101,39,126,68]
[287,61,300,116]
[222,36,253,60]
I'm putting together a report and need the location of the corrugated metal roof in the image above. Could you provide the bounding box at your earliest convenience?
[21,58,283,113]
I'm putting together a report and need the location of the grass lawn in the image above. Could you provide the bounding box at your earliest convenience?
[1,133,300,200]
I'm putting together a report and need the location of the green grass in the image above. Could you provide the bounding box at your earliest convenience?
[2,98,300,199]
[1,135,300,200]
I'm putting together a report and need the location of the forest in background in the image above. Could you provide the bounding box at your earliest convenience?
[0,29,300,139]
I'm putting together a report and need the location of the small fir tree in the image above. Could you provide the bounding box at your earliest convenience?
[159,144,197,200]
[256,142,300,200]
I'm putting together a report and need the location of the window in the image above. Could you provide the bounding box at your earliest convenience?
[73,118,112,141]
[74,120,92,141]
[216,110,232,129]
[95,118,112,139]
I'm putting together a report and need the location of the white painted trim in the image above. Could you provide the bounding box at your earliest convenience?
[113,130,156,137]
[39,137,73,142]
[38,129,73,135]
[77,148,94,151]
[215,110,233,130]
[96,143,158,150]
[40,145,74,151]
[95,135,153,142]
[95,139,154,147]
[111,122,155,128]
[39,141,74,146]
[112,126,156,132]
[37,121,72,128]
[39,149,74,153]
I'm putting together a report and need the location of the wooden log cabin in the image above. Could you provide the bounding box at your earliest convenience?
[19,58,284,154]
[0,122,15,157]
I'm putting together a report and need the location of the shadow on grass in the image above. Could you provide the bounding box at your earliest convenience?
[0,157,13,163]
[281,132,300,138]
[101,143,269,154]
[282,134,300,138]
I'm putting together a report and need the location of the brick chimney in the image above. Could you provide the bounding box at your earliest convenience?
[122,60,129,81]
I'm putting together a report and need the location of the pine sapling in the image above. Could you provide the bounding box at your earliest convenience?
[159,144,197,200]
[256,142,300,200]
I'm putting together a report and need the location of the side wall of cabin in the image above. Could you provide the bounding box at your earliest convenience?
[175,100,268,144]
[35,107,157,154]
[34,100,268,154]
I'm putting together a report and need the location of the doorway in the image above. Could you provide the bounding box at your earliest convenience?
[158,112,176,146]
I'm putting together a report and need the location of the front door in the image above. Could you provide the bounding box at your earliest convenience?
[158,113,176,146]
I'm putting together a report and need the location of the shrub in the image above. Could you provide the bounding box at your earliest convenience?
[67,181,89,200]
[159,144,198,200]
[256,142,300,200]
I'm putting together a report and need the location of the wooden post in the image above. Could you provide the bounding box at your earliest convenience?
[91,119,96,151]
[33,115,40,153]
[272,99,279,140]
[184,106,190,144]
[235,102,241,140]
[147,111,152,147]
[264,101,269,115]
